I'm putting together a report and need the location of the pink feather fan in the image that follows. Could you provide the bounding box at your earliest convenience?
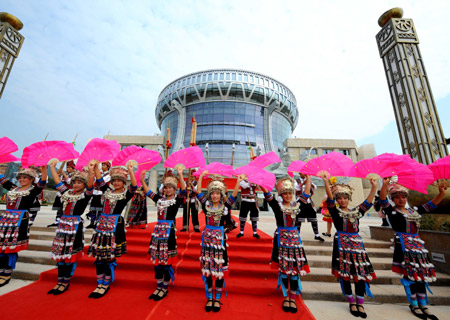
[287,160,306,178]
[76,138,120,170]
[348,156,404,180]
[164,146,205,169]
[21,140,79,168]
[428,155,450,187]
[0,137,19,163]
[249,151,281,169]
[112,145,161,169]
[301,151,354,179]
[233,165,276,191]
[193,162,233,178]
[395,156,434,193]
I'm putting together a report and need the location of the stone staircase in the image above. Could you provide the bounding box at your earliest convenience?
[10,222,450,305]
[2,204,448,304]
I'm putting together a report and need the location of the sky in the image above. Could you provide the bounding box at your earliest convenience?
[1,0,449,157]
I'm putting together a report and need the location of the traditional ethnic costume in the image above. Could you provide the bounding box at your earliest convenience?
[29,171,43,226]
[264,178,310,311]
[48,171,93,295]
[146,175,185,300]
[181,179,200,232]
[237,180,260,238]
[197,179,236,311]
[0,169,46,287]
[49,163,75,228]
[127,187,148,228]
[87,163,111,228]
[327,183,376,309]
[295,178,324,241]
[87,168,136,298]
[380,184,438,310]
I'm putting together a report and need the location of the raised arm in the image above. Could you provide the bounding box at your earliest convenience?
[379,177,390,201]
[196,170,208,194]
[366,178,378,203]
[93,162,102,180]
[87,161,95,189]
[49,161,61,185]
[140,170,149,194]
[128,164,137,187]
[303,175,311,195]
[40,165,48,182]
[232,175,244,198]
[322,177,333,200]
[431,181,448,206]
[177,166,186,191]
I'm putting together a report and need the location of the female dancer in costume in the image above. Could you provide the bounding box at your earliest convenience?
[195,171,242,312]
[47,161,94,295]
[49,160,76,227]
[260,176,311,314]
[322,177,378,318]
[126,186,148,228]
[380,179,447,320]
[0,166,47,287]
[140,168,186,301]
[87,164,137,298]
[295,174,324,241]
[87,161,111,229]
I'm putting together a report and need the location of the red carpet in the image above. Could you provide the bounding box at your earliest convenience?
[2,215,315,320]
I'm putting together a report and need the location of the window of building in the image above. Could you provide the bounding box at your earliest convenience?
[323,149,333,154]
[226,73,230,80]
[238,74,242,81]
[232,73,236,80]
[214,73,218,80]
[340,149,350,156]
[309,149,318,155]
[208,73,213,81]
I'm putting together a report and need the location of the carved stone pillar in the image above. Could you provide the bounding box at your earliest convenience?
[0,12,24,99]
[376,8,448,164]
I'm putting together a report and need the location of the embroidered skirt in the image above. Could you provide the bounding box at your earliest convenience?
[332,231,376,282]
[392,232,436,282]
[0,209,29,253]
[127,197,147,228]
[148,220,177,265]
[200,225,229,279]
[88,213,127,260]
[51,215,84,263]
[271,226,310,275]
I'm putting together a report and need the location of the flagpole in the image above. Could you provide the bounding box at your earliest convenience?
[186,113,197,231]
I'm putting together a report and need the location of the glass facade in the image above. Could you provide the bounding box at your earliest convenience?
[184,102,265,165]
[271,111,292,152]
[155,69,298,166]
[160,111,179,147]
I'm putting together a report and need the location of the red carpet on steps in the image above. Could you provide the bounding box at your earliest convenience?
[2,215,315,320]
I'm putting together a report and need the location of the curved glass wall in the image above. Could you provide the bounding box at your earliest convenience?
[155,69,298,165]
[160,111,179,148]
[271,111,292,152]
[184,102,265,166]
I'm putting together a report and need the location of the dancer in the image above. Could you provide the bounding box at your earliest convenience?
[126,186,148,228]
[87,164,137,298]
[295,174,324,241]
[236,178,260,239]
[140,167,186,301]
[195,171,242,312]
[47,161,94,295]
[319,195,333,237]
[87,161,111,229]
[29,166,44,226]
[322,177,378,318]
[48,160,76,227]
[180,172,200,232]
[260,176,311,314]
[380,179,447,320]
[0,166,47,287]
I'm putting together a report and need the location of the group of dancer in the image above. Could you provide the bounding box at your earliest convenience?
[0,156,447,319]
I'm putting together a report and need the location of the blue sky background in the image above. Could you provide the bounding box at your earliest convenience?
[1,0,449,157]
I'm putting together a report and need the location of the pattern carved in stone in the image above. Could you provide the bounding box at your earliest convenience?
[403,116,411,131]
[409,142,418,157]
[393,71,400,83]
[395,20,412,32]
[405,44,414,56]
[411,65,420,78]
[424,112,432,128]
[418,88,426,102]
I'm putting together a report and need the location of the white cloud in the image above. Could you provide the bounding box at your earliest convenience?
[1,0,449,155]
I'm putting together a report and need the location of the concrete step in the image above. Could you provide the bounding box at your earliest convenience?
[303,245,393,258]
[301,282,450,305]
[11,262,54,281]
